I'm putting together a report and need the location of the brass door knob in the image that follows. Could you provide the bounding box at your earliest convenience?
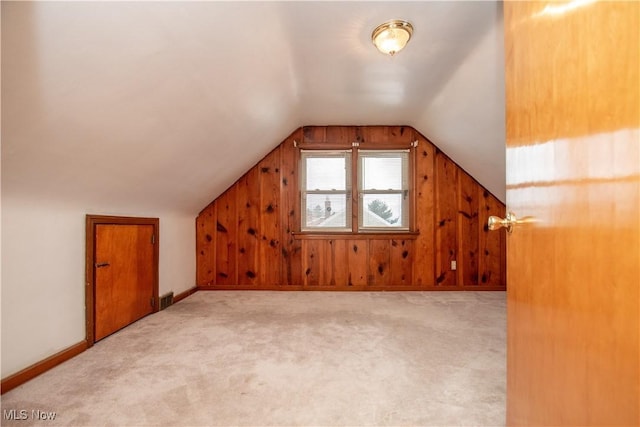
[488,212,518,234]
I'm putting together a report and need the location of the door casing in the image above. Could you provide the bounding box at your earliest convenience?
[85,215,159,346]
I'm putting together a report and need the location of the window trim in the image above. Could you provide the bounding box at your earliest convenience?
[299,145,415,235]
[300,150,352,232]
[358,149,410,232]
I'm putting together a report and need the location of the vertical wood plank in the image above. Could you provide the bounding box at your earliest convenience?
[386,126,413,144]
[236,168,260,286]
[321,241,332,286]
[390,239,413,286]
[215,187,237,286]
[326,126,357,144]
[457,171,480,286]
[479,191,505,286]
[259,148,282,287]
[413,136,436,286]
[368,240,391,286]
[330,239,349,287]
[280,131,302,286]
[354,126,365,144]
[435,153,458,286]
[362,126,387,144]
[319,241,333,286]
[196,203,216,286]
[302,126,326,144]
[347,240,368,286]
[302,240,321,287]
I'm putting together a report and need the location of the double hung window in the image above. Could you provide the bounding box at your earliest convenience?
[358,150,409,230]
[301,148,410,232]
[301,150,352,232]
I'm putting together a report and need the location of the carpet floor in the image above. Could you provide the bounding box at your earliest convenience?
[1,291,506,426]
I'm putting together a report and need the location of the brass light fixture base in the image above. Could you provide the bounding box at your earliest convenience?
[372,20,414,56]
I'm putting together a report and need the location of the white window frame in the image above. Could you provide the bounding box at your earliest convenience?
[300,150,352,232]
[358,149,410,231]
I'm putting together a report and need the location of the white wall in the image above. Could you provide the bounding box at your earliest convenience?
[414,2,506,202]
[1,195,195,378]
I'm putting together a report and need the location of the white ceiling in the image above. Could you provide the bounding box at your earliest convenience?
[2,1,505,215]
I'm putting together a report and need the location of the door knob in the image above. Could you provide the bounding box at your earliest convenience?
[95,262,110,268]
[488,212,518,234]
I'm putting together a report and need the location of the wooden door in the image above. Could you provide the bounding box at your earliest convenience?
[504,1,639,425]
[92,222,157,341]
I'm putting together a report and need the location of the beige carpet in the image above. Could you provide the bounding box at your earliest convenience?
[1,291,506,426]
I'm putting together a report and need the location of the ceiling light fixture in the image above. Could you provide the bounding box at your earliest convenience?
[372,19,413,56]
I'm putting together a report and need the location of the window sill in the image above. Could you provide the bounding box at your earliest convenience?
[292,231,419,240]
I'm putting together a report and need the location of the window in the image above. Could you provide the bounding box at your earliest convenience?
[301,150,352,232]
[359,150,409,231]
[301,148,410,232]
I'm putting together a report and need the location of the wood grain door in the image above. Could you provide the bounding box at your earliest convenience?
[504,1,639,425]
[94,224,155,341]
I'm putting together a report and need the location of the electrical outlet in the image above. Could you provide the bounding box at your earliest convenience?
[451,260,457,270]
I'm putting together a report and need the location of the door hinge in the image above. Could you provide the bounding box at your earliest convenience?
[150,297,155,308]
[151,234,155,244]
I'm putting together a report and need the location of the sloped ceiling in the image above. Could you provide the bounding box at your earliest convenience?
[2,1,505,215]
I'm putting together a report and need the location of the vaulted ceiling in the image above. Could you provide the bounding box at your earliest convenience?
[2,1,505,215]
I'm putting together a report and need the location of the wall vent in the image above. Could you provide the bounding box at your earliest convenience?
[159,292,174,310]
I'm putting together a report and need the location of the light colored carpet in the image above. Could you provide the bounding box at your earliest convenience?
[1,291,506,426]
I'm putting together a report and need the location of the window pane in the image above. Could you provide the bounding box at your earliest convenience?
[304,194,350,229]
[306,157,347,191]
[361,156,402,190]
[362,194,405,228]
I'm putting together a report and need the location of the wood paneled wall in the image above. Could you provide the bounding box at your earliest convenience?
[196,126,506,290]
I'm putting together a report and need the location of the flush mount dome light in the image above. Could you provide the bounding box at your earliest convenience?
[372,19,413,56]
